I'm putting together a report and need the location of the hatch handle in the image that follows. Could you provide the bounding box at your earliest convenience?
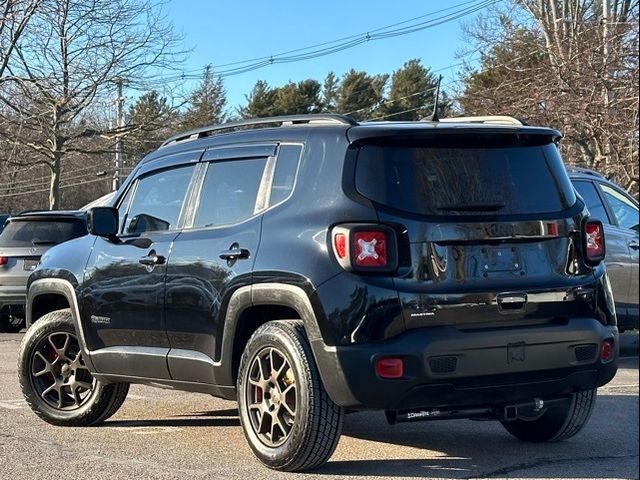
[496,293,528,313]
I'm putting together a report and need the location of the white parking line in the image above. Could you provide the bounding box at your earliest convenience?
[126,394,146,400]
[0,399,28,410]
[109,426,182,435]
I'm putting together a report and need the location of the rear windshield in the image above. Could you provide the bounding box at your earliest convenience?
[0,219,86,247]
[355,142,576,216]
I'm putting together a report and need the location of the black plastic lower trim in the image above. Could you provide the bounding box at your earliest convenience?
[311,317,618,410]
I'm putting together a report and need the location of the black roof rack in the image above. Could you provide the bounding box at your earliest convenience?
[161,114,358,148]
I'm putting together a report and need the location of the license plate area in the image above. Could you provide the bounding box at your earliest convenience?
[23,259,38,271]
[479,246,522,273]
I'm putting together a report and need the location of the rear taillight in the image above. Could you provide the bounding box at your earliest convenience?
[331,224,398,272]
[0,256,7,266]
[353,231,387,267]
[582,219,605,265]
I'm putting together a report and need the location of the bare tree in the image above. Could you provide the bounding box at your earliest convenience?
[0,0,39,82]
[0,0,183,209]
[457,0,639,194]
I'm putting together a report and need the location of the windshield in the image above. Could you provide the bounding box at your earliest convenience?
[355,142,576,216]
[0,219,86,247]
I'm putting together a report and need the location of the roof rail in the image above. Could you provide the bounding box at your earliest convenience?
[16,209,46,215]
[161,114,358,147]
[566,166,606,179]
[439,115,527,126]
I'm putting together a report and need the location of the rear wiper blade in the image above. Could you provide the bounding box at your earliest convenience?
[32,240,56,245]
[437,203,505,212]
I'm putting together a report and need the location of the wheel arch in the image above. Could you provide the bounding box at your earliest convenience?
[221,283,325,386]
[27,278,95,371]
[220,282,358,407]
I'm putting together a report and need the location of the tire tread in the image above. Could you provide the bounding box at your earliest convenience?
[18,309,129,427]
[238,320,344,472]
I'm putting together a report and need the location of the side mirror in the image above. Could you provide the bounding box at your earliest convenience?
[87,207,119,238]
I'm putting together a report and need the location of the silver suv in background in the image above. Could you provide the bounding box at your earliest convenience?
[569,168,639,331]
[0,211,87,332]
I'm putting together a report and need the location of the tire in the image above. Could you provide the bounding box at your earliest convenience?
[18,309,129,427]
[0,311,25,333]
[237,320,344,472]
[501,389,597,442]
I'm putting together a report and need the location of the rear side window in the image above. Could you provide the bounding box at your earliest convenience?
[269,145,302,206]
[123,165,195,234]
[572,181,610,224]
[355,142,576,216]
[194,158,267,228]
[0,219,86,247]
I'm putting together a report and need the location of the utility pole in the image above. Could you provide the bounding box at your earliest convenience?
[602,0,614,169]
[113,79,125,191]
[602,0,610,88]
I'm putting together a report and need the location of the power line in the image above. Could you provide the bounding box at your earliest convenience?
[344,85,438,116]
[169,0,487,75]
[0,176,109,199]
[143,0,499,84]
[0,163,108,188]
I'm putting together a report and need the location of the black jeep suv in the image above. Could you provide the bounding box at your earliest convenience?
[18,114,618,472]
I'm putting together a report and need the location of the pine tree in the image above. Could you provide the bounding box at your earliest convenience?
[126,91,176,162]
[239,80,277,118]
[385,59,438,121]
[321,72,339,112]
[273,79,321,114]
[182,65,227,129]
[335,69,388,121]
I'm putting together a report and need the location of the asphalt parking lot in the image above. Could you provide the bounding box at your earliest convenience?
[0,333,637,480]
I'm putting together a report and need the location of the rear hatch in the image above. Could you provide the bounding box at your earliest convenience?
[0,217,87,289]
[351,127,595,329]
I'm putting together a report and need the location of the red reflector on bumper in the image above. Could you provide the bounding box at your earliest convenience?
[375,358,404,379]
[600,339,614,362]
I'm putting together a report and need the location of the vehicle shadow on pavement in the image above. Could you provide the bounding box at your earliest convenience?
[102,417,240,428]
[103,408,241,428]
[321,394,639,478]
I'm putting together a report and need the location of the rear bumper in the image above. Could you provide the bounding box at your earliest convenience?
[312,317,618,410]
[0,285,27,309]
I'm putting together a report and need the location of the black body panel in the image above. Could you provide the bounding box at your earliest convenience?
[24,116,619,414]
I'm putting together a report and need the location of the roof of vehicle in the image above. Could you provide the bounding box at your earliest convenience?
[140,114,562,167]
[566,167,608,181]
[81,192,116,211]
[9,210,86,221]
[567,167,639,205]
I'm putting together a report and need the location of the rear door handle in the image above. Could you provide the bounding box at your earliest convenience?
[219,248,250,261]
[139,252,166,266]
[629,241,639,250]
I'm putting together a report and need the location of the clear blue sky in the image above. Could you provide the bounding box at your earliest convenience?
[162,0,489,110]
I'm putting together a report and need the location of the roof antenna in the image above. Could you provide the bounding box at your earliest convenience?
[430,75,443,122]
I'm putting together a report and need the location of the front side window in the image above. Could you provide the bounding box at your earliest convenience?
[123,165,195,235]
[117,184,135,233]
[600,184,639,231]
[193,158,267,228]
